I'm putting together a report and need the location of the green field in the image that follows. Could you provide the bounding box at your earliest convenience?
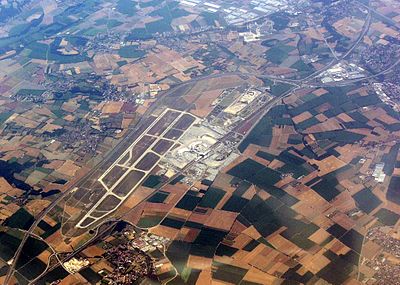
[116,0,138,16]
[95,18,123,28]
[137,215,163,228]
[353,188,382,214]
[118,46,146,58]
[270,82,294,96]
[145,4,190,34]
[265,44,295,64]
[27,41,89,63]
[17,89,46,96]
[239,105,292,151]
[291,59,315,75]
[198,187,225,209]
[139,0,165,8]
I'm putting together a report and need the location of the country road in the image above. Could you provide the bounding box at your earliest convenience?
[3,2,395,283]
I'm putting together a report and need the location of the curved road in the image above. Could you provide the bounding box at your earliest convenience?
[3,3,391,283]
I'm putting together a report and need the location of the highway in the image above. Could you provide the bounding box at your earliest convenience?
[1,72,250,285]
[27,80,279,283]
[356,0,400,31]
[29,219,120,284]
[3,72,270,284]
[1,2,392,283]
[22,79,297,284]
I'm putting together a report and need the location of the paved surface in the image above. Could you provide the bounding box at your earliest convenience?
[4,4,394,283]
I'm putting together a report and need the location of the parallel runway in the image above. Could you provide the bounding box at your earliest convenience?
[76,108,198,228]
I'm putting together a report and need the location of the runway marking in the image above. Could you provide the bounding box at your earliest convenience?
[76,108,198,228]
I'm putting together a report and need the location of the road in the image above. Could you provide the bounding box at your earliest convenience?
[28,219,120,284]
[342,7,372,60]
[356,0,400,31]
[4,72,271,284]
[2,3,391,283]
[26,80,297,284]
[1,72,248,285]
[27,82,274,284]
[310,55,400,88]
